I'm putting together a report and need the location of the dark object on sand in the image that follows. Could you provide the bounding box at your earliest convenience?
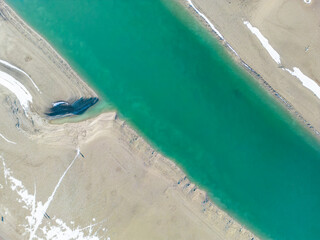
[44,212,51,220]
[46,97,99,118]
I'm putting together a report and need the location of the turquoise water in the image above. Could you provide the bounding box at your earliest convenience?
[6,0,320,239]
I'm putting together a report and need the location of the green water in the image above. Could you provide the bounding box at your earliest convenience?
[7,0,320,239]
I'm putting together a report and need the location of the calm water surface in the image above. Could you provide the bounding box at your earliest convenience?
[6,0,320,239]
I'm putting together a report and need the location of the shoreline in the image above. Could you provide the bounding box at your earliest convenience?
[4,0,319,140]
[178,0,320,141]
[0,1,97,100]
[0,1,259,240]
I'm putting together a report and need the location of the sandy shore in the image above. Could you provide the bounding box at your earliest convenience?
[0,1,258,239]
[181,0,320,138]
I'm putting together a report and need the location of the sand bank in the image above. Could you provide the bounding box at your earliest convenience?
[182,0,320,138]
[0,0,257,239]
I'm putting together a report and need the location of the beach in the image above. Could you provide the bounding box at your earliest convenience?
[182,0,320,137]
[0,1,259,239]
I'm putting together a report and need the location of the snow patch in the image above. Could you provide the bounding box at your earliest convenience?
[0,133,16,144]
[52,101,67,107]
[186,0,224,40]
[244,21,281,64]
[40,217,105,240]
[0,151,109,240]
[0,59,41,93]
[0,70,32,112]
[28,148,81,240]
[244,20,320,100]
[226,43,239,57]
[285,67,320,99]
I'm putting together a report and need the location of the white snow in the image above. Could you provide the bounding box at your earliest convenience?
[28,148,81,240]
[0,70,33,112]
[1,155,36,214]
[0,59,41,93]
[244,20,320,100]
[40,217,103,240]
[304,0,311,4]
[0,151,109,240]
[285,67,320,99]
[244,21,281,64]
[0,133,16,144]
[186,0,224,40]
[52,101,67,107]
[226,43,239,57]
